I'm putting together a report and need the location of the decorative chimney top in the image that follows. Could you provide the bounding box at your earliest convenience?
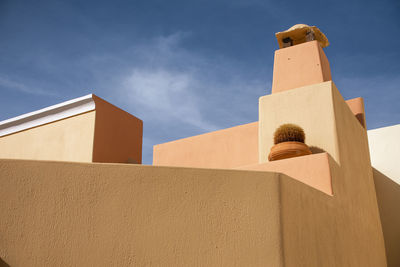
[275,24,329,49]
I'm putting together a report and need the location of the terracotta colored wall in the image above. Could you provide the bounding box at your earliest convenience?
[92,95,143,164]
[0,159,283,267]
[271,41,332,94]
[153,122,258,168]
[346,97,366,128]
[0,111,95,162]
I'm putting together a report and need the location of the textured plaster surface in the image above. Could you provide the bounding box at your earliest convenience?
[0,160,283,267]
[0,111,95,162]
[0,91,389,267]
[153,122,258,168]
[271,41,331,94]
[368,124,400,184]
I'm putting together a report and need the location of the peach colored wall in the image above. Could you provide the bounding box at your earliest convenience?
[0,111,96,162]
[153,122,258,168]
[346,97,366,128]
[271,41,332,94]
[153,97,365,170]
[92,95,143,164]
[277,81,386,266]
[0,96,143,164]
[237,152,333,195]
[0,136,387,267]
[0,159,283,267]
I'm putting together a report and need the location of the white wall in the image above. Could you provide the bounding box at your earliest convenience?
[368,124,400,184]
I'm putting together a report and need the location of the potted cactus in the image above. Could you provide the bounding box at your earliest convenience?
[268,123,312,161]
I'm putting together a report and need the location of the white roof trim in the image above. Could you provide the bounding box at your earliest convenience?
[0,94,96,137]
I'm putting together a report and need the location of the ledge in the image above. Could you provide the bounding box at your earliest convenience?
[0,94,95,137]
[235,152,333,195]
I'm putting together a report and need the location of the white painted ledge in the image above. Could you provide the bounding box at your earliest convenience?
[0,94,96,137]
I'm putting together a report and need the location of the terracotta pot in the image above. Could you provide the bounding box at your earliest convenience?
[268,141,312,161]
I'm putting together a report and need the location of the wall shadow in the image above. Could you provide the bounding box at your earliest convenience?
[373,168,400,267]
[309,146,326,154]
[0,258,10,267]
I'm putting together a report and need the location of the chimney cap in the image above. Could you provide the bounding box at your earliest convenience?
[275,24,329,49]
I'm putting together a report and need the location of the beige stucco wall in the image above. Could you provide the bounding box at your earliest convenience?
[0,111,95,162]
[0,95,143,164]
[257,80,387,266]
[259,81,340,164]
[368,124,400,184]
[373,168,400,267]
[0,159,283,267]
[0,83,388,266]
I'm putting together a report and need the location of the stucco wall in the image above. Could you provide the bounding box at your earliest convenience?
[259,81,340,164]
[0,140,388,267]
[0,95,143,164]
[153,122,258,168]
[0,111,95,162]
[373,168,400,267]
[0,159,283,267]
[368,124,400,184]
[92,95,143,164]
[271,41,331,94]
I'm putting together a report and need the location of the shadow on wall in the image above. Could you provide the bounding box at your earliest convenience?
[0,258,10,267]
[373,168,400,267]
[309,146,326,154]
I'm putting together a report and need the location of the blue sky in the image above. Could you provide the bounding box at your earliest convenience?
[1,0,399,164]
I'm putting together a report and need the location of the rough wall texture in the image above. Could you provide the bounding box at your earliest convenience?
[0,111,95,162]
[0,140,388,267]
[0,159,283,267]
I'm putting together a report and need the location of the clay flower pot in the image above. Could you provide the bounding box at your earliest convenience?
[268,141,312,161]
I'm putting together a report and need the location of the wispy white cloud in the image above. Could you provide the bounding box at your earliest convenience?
[0,75,56,96]
[113,32,266,132]
[122,68,218,132]
[93,32,268,163]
